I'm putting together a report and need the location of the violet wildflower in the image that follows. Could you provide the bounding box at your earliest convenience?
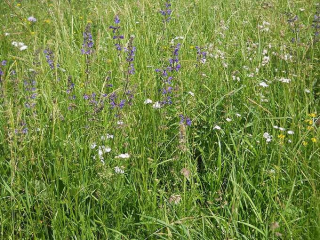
[27,16,37,22]
[156,42,182,106]
[44,49,55,70]
[81,24,94,55]
[180,114,192,126]
[312,4,320,42]
[195,46,207,64]
[160,0,172,22]
[110,15,124,52]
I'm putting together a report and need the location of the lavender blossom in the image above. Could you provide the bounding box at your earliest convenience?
[81,24,94,55]
[110,15,123,51]
[160,1,172,22]
[27,16,37,22]
[44,49,55,69]
[180,115,192,126]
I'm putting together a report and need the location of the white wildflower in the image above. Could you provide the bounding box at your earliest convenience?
[99,146,111,153]
[152,101,161,109]
[279,127,285,131]
[235,113,241,117]
[259,82,269,88]
[19,45,28,51]
[226,118,232,122]
[278,77,291,83]
[117,120,124,125]
[188,91,195,96]
[287,130,294,135]
[114,166,125,174]
[213,125,221,130]
[263,132,272,143]
[304,89,310,93]
[116,153,130,159]
[144,98,153,104]
[90,143,97,149]
[273,125,279,129]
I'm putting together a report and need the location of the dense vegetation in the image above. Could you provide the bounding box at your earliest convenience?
[0,0,319,239]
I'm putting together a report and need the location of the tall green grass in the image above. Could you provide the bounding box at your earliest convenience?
[0,0,319,239]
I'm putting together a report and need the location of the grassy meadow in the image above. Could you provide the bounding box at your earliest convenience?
[0,0,319,239]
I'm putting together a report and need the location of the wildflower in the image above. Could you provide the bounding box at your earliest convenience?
[117,120,124,125]
[287,130,294,135]
[226,118,232,122]
[81,24,94,55]
[27,16,37,22]
[263,132,272,143]
[279,127,285,131]
[90,143,97,149]
[235,113,241,117]
[160,0,172,22]
[309,113,316,118]
[306,119,313,125]
[278,134,285,140]
[116,153,130,159]
[307,126,313,131]
[114,166,125,174]
[188,91,195,96]
[153,101,161,109]
[144,99,153,104]
[302,141,308,146]
[98,146,111,154]
[311,138,317,143]
[43,49,55,69]
[278,77,291,83]
[213,125,221,130]
[44,19,51,24]
[259,81,269,87]
[19,45,28,51]
[273,125,279,129]
[305,89,311,93]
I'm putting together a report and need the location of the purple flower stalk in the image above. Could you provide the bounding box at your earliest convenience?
[81,24,94,55]
[110,15,124,51]
[180,115,191,126]
[160,0,172,22]
[44,49,55,69]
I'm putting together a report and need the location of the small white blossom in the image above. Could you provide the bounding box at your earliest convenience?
[263,132,272,143]
[278,77,291,83]
[279,127,285,131]
[99,146,111,153]
[106,134,114,139]
[273,125,279,129]
[116,153,130,159]
[152,101,161,109]
[304,89,310,93]
[90,143,97,149]
[226,118,232,122]
[188,91,195,96]
[144,98,153,104]
[213,125,221,130]
[236,113,241,117]
[117,120,124,125]
[287,130,294,135]
[20,45,28,51]
[114,166,125,174]
[5,33,10,36]
[259,82,269,88]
